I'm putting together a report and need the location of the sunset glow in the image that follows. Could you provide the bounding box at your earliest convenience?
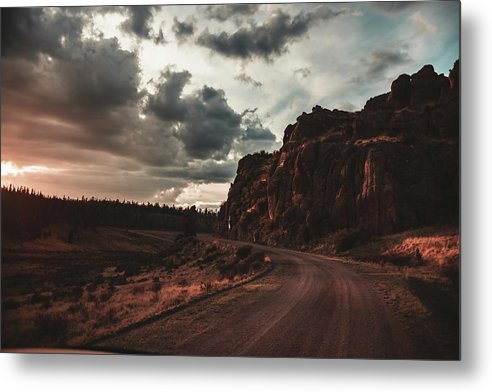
[1,161,54,178]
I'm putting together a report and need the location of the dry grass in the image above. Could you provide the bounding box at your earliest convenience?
[2,225,175,253]
[384,232,459,267]
[1,229,269,348]
[313,225,459,271]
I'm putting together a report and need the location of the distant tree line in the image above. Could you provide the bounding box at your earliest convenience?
[1,185,217,241]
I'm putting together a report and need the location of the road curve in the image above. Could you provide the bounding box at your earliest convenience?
[93,240,415,358]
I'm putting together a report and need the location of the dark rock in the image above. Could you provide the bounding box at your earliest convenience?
[388,74,411,109]
[218,60,459,246]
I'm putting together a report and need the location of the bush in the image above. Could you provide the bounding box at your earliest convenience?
[2,299,20,311]
[236,245,252,260]
[124,262,141,277]
[236,259,251,275]
[69,286,83,300]
[206,244,218,254]
[151,277,162,293]
[332,229,368,253]
[246,252,266,270]
[34,312,70,342]
[99,291,112,302]
[203,252,218,264]
[100,307,117,326]
[132,285,145,295]
[217,259,236,279]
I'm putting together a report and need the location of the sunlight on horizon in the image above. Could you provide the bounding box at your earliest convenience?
[1,161,57,182]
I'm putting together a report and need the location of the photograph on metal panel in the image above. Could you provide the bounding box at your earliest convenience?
[0,2,460,359]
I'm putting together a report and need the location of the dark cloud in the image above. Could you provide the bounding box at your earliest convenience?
[235,109,279,155]
[197,7,346,61]
[2,6,282,205]
[146,70,278,160]
[203,4,260,22]
[179,86,243,160]
[366,48,413,78]
[61,38,141,112]
[294,67,311,78]
[351,48,413,83]
[147,69,192,122]
[235,73,263,88]
[1,7,86,61]
[121,6,155,38]
[2,17,180,169]
[172,17,196,42]
[2,33,142,123]
[148,159,238,184]
[120,5,165,43]
[187,160,238,183]
[147,70,243,160]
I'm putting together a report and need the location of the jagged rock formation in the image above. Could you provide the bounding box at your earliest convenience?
[218,61,459,246]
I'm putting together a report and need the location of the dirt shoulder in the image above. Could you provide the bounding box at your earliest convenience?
[311,225,460,359]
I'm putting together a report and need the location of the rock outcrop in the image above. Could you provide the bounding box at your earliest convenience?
[218,61,459,246]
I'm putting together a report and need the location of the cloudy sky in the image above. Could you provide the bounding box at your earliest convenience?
[1,1,460,209]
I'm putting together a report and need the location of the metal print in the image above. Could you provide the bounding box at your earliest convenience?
[0,2,460,358]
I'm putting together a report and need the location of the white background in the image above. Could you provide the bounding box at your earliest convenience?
[1,0,490,391]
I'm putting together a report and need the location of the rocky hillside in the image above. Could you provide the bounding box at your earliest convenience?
[218,61,459,246]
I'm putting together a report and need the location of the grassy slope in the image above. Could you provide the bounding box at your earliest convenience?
[1,227,268,348]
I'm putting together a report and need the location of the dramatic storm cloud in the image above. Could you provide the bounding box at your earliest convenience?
[351,47,414,83]
[1,2,459,207]
[197,6,346,61]
[172,16,196,42]
[1,7,86,60]
[120,5,164,43]
[203,4,260,22]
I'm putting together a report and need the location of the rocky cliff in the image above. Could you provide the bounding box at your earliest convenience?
[218,61,459,246]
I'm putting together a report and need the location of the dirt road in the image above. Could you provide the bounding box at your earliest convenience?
[92,240,415,358]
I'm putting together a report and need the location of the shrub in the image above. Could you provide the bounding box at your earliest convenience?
[246,252,266,270]
[100,307,117,326]
[2,299,20,311]
[236,245,252,260]
[112,276,127,285]
[203,252,218,264]
[201,281,213,294]
[69,286,83,300]
[236,259,251,275]
[30,292,43,304]
[217,259,236,279]
[332,229,368,253]
[206,244,218,254]
[33,312,70,342]
[99,291,112,302]
[132,285,145,295]
[151,277,162,293]
[124,262,141,277]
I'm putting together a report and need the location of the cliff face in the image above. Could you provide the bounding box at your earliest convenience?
[218,61,459,246]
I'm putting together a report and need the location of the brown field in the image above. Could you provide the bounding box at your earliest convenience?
[1,227,268,348]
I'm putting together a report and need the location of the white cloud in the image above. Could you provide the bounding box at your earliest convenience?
[411,11,438,36]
